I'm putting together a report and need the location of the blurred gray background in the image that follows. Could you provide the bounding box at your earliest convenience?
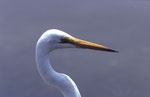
[0,0,150,97]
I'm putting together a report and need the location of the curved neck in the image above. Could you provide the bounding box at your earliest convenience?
[36,41,81,97]
[36,44,56,84]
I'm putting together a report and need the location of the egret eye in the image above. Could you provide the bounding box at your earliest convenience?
[59,37,69,43]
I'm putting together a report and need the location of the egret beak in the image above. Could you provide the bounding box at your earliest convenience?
[61,37,118,53]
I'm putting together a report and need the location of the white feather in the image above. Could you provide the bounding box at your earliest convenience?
[36,29,81,97]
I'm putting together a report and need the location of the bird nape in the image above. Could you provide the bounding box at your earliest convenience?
[35,29,118,97]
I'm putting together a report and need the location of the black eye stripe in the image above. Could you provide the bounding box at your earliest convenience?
[59,41,67,43]
[59,38,68,43]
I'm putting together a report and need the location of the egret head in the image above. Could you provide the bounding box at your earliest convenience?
[37,29,118,53]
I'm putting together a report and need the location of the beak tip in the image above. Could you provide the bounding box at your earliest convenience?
[107,49,119,53]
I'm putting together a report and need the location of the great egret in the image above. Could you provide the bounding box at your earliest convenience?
[36,29,117,97]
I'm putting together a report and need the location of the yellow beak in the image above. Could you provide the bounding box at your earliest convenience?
[61,37,118,53]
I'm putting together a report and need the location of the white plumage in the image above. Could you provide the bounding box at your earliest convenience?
[36,29,117,97]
